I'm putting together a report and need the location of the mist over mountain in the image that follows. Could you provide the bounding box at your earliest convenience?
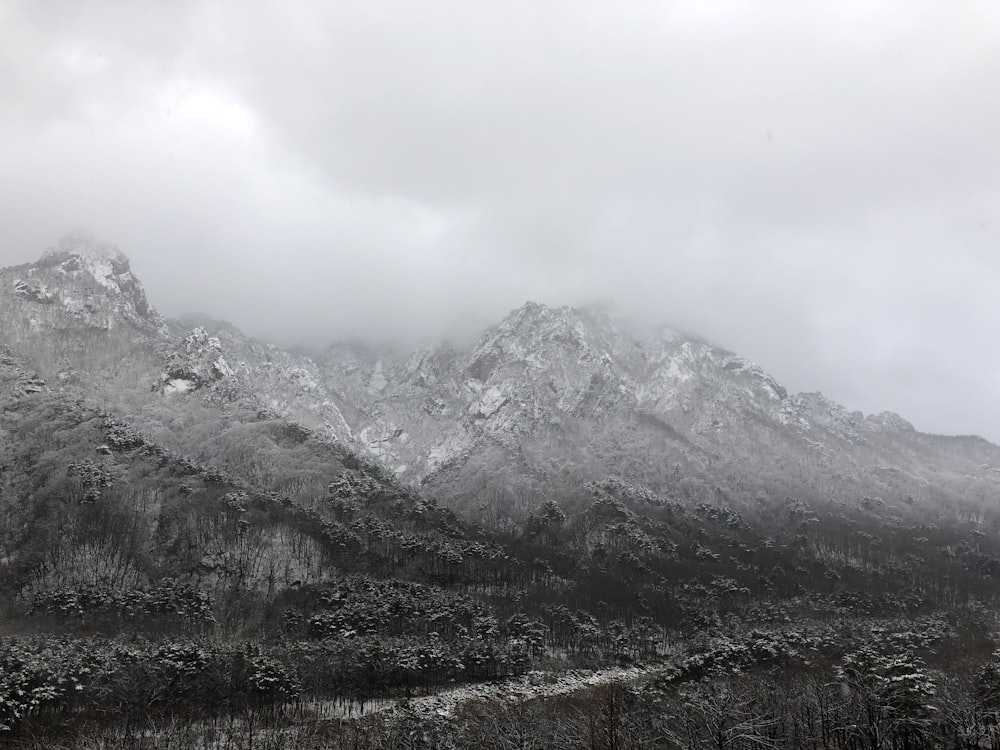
[6,2,1000,744]
[6,236,998,506]
[5,236,1000,746]
[5,2,1000,446]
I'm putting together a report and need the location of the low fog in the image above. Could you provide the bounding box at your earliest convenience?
[1,1,999,441]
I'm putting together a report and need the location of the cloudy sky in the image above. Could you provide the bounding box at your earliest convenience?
[1,1,999,440]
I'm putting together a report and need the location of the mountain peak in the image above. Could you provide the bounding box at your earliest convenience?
[41,235,133,284]
[23,235,164,331]
[0,236,166,339]
[504,300,573,326]
[497,300,619,339]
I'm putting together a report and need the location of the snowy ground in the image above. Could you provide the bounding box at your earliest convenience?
[388,664,655,718]
[299,663,659,723]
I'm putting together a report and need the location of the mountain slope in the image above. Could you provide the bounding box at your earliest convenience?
[310,301,1000,520]
[4,238,998,526]
[9,239,1000,747]
[0,237,355,445]
[0,246,517,619]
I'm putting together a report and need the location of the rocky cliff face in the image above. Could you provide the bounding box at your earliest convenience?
[2,239,997,519]
[159,327,235,394]
[0,238,354,443]
[170,317,354,443]
[312,302,1000,512]
[1,236,166,337]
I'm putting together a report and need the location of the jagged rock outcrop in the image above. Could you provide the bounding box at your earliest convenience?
[1,235,167,339]
[0,238,354,443]
[0,345,47,397]
[165,316,355,444]
[159,327,235,393]
[12,278,56,304]
[311,302,1000,512]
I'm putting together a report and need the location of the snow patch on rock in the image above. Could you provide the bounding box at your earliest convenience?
[24,236,167,332]
[12,279,55,304]
[470,386,508,419]
[163,378,195,394]
[159,327,234,393]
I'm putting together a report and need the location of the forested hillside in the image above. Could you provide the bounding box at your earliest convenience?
[3,240,1000,748]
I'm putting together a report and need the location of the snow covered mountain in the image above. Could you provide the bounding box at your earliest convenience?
[1,234,166,338]
[11,238,1000,749]
[3,238,998,520]
[0,238,353,442]
[312,301,1000,516]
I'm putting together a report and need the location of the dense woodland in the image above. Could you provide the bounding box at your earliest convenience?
[2,353,1000,748]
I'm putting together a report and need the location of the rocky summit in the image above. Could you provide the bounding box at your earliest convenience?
[1,235,166,335]
[310,300,999,516]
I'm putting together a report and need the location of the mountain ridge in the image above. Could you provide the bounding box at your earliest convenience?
[7,239,1000,746]
[2,238,998,520]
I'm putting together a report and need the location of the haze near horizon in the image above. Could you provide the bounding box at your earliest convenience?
[1,1,999,441]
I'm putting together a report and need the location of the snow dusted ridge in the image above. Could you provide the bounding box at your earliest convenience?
[1,237,357,444]
[308,300,984,508]
[42,238,132,294]
[3,237,988,509]
[15,235,169,333]
[315,301,819,479]
[165,318,355,444]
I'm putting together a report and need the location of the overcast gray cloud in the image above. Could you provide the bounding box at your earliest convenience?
[2,0,999,440]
